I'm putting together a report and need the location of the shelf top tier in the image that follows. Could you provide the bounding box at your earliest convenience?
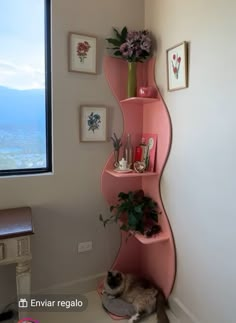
[103,56,157,102]
[120,97,159,104]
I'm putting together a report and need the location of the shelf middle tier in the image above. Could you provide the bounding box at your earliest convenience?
[105,169,158,178]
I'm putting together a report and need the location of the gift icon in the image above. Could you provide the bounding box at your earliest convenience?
[18,298,28,308]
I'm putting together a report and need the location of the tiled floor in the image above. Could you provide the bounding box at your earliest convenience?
[29,290,178,323]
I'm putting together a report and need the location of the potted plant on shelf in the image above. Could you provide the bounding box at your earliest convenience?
[106,27,153,97]
[99,189,161,237]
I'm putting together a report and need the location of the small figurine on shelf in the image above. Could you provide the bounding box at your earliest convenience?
[133,161,146,173]
[111,132,122,168]
[138,85,158,98]
[133,137,149,172]
[118,158,128,170]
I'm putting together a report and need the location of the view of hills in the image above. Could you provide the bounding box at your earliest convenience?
[0,86,47,170]
[0,86,45,127]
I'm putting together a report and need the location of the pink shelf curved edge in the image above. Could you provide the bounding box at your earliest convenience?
[105,169,158,178]
[100,56,176,309]
[120,97,159,104]
[134,231,169,244]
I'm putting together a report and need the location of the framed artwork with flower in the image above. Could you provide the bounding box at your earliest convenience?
[68,32,97,74]
[166,41,188,91]
[80,105,107,142]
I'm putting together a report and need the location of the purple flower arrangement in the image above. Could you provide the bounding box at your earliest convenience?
[106,26,152,62]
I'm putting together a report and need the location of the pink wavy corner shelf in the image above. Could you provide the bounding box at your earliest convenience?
[105,169,158,178]
[99,56,176,319]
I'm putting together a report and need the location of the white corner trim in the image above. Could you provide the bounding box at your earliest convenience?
[169,296,201,323]
[32,272,106,295]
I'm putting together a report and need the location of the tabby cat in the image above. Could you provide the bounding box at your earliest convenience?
[103,270,169,323]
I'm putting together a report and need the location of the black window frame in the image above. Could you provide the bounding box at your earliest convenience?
[0,0,52,177]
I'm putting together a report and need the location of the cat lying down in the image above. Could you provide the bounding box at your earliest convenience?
[102,270,169,323]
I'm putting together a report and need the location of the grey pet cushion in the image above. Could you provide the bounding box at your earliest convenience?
[101,294,136,317]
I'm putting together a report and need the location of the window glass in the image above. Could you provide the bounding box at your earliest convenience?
[0,0,51,176]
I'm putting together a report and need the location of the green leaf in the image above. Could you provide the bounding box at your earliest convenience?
[119,202,129,212]
[106,38,122,46]
[149,210,158,221]
[118,192,129,200]
[134,205,142,214]
[110,205,115,212]
[121,26,128,40]
[113,27,122,40]
[120,223,129,231]
[113,50,122,56]
[107,47,120,51]
[128,212,138,229]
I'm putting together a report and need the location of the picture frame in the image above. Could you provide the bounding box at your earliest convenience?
[68,32,97,74]
[166,41,188,91]
[80,106,107,142]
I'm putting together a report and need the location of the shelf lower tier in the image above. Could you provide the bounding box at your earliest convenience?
[105,169,158,178]
[134,231,169,244]
[119,220,170,245]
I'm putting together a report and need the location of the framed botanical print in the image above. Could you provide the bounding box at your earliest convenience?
[80,106,107,142]
[166,41,188,91]
[68,32,97,74]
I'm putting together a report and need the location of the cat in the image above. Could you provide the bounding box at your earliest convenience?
[103,270,169,323]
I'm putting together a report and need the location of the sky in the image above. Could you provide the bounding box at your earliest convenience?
[0,0,45,90]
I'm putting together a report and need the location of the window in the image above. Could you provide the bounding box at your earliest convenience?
[0,0,52,176]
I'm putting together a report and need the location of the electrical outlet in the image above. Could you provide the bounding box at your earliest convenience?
[78,241,93,253]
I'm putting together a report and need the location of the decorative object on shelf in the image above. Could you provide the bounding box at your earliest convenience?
[113,150,119,169]
[68,32,97,74]
[123,133,133,168]
[133,161,146,173]
[139,137,149,169]
[80,105,107,142]
[106,27,152,97]
[134,146,142,162]
[142,133,157,172]
[127,62,137,97]
[99,189,160,236]
[138,86,158,98]
[118,158,128,170]
[166,41,188,91]
[111,132,122,168]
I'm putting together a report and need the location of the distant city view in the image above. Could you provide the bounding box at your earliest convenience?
[0,1,47,171]
[0,86,46,170]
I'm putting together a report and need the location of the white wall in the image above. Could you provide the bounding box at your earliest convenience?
[0,0,144,304]
[145,1,236,323]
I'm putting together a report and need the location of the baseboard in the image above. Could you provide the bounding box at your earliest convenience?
[32,272,106,295]
[169,296,201,323]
